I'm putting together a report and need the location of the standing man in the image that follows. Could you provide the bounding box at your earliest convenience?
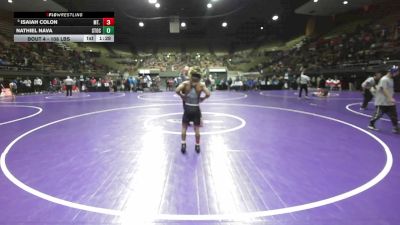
[368,66,399,133]
[298,68,311,98]
[145,74,152,90]
[128,76,134,92]
[227,77,233,91]
[176,67,211,154]
[360,72,382,110]
[79,75,85,92]
[33,77,42,94]
[209,75,215,91]
[23,77,32,94]
[64,76,74,97]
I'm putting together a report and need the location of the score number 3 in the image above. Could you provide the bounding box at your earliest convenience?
[103,18,115,26]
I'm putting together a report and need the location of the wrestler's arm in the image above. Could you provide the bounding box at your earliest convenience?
[200,83,211,102]
[176,82,187,100]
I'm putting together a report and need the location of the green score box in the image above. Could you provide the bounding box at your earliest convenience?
[103,26,114,34]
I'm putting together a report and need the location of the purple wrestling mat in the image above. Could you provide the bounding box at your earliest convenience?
[0,90,399,225]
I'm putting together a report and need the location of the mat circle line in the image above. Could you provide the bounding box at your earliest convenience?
[138,93,248,102]
[345,102,399,124]
[0,105,43,126]
[0,93,126,104]
[0,103,393,221]
[259,91,362,101]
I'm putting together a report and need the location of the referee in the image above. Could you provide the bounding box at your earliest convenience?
[64,76,74,97]
[298,67,311,98]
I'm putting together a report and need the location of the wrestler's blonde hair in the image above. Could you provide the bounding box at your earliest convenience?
[189,66,202,79]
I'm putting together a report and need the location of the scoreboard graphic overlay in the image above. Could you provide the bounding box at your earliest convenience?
[14,12,114,43]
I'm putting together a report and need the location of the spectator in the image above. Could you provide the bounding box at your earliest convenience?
[33,77,42,93]
[23,78,32,94]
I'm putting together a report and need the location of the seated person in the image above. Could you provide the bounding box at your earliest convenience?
[231,80,243,91]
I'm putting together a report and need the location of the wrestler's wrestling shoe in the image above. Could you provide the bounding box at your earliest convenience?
[181,143,187,154]
[195,144,200,154]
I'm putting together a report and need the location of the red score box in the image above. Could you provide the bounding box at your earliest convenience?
[103,18,115,26]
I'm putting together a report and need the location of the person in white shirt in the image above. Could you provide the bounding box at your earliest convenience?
[23,78,32,93]
[145,75,152,89]
[231,77,243,91]
[298,68,310,98]
[368,66,399,133]
[209,75,215,91]
[33,77,43,93]
[360,72,381,110]
[64,76,74,97]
